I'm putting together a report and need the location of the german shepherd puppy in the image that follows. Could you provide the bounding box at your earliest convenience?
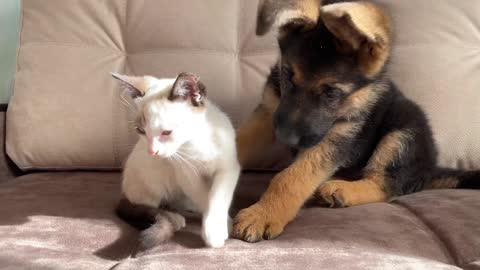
[233,0,480,243]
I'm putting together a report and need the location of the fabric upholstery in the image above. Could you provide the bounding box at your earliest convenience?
[6,0,480,171]
[375,0,480,170]
[0,111,20,183]
[2,172,479,269]
[393,190,480,269]
[6,0,278,171]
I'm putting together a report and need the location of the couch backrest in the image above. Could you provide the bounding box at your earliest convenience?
[6,0,480,171]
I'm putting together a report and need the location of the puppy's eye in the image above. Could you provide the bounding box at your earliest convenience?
[281,66,294,92]
[323,86,343,100]
[281,66,293,80]
[135,126,145,135]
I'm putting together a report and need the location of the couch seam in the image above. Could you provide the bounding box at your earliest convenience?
[459,260,480,270]
[16,165,122,170]
[130,49,277,57]
[20,41,124,53]
[391,201,459,267]
[396,43,480,51]
[18,42,278,57]
[234,0,242,123]
[111,0,129,168]
[126,246,467,264]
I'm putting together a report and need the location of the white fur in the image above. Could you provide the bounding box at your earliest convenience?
[122,76,240,248]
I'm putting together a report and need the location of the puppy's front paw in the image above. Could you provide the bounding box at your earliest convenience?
[202,214,229,248]
[233,203,285,243]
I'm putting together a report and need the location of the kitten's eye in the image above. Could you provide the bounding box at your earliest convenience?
[135,126,145,135]
[162,130,172,136]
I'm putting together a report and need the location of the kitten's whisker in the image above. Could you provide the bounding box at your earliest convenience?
[120,95,137,114]
[175,152,200,177]
[173,154,195,177]
[177,151,206,171]
[176,151,203,176]
[120,101,137,115]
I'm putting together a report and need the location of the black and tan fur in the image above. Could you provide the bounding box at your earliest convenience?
[233,0,480,243]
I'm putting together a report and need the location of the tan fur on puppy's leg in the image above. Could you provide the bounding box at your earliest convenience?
[234,122,360,242]
[317,130,412,207]
[316,176,387,208]
[234,152,334,242]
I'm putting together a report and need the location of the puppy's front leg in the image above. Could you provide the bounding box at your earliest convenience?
[202,165,240,248]
[233,122,359,242]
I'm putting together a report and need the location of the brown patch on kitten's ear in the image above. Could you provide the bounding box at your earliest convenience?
[321,2,391,78]
[256,0,321,36]
[111,72,148,99]
[169,72,207,107]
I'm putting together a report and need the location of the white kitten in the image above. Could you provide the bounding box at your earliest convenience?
[112,72,240,248]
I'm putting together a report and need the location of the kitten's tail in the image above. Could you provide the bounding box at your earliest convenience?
[424,168,480,190]
[116,198,186,249]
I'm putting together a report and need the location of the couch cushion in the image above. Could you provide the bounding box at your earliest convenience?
[2,171,478,269]
[375,0,480,170]
[6,0,480,171]
[393,190,480,269]
[6,0,278,171]
[0,172,136,270]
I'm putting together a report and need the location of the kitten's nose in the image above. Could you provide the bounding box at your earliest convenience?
[148,148,158,156]
[148,136,161,156]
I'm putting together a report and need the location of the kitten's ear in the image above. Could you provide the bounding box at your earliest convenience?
[111,72,147,99]
[169,72,206,107]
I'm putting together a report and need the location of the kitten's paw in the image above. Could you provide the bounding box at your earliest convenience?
[164,211,187,230]
[202,215,229,248]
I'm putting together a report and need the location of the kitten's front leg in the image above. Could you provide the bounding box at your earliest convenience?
[202,167,240,248]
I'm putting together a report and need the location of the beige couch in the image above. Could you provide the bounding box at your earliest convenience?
[1,0,480,269]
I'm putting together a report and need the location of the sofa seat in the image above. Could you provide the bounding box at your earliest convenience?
[1,172,478,270]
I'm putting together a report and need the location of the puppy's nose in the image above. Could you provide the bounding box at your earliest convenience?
[275,128,300,146]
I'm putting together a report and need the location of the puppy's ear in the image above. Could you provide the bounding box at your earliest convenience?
[321,2,392,77]
[111,73,148,99]
[256,0,321,36]
[169,73,206,107]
